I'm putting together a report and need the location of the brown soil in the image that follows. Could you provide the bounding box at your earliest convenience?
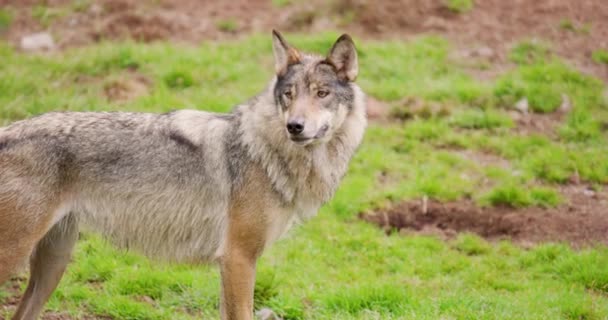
[510,111,565,138]
[1,0,607,80]
[360,186,608,248]
[103,72,152,102]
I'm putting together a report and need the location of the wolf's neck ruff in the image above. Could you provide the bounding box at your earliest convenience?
[235,78,366,208]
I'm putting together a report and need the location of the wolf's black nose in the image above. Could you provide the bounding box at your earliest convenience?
[286,120,305,135]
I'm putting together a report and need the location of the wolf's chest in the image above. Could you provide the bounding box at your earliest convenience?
[264,194,322,248]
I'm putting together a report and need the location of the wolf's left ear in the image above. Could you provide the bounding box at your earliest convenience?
[326,34,358,81]
[272,30,301,75]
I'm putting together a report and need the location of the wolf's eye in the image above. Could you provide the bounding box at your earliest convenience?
[283,91,293,99]
[317,90,330,98]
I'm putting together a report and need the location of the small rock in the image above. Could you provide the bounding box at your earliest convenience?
[20,32,55,51]
[583,188,596,198]
[475,46,495,58]
[514,98,529,114]
[559,94,571,113]
[68,17,79,27]
[256,308,282,320]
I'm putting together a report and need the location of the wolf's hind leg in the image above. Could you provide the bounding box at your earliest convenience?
[11,213,78,320]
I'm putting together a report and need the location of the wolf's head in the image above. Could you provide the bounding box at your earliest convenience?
[271,30,360,147]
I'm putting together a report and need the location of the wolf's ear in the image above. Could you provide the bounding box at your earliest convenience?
[326,34,358,81]
[272,30,301,75]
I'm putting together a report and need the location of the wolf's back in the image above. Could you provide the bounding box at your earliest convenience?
[0,110,235,262]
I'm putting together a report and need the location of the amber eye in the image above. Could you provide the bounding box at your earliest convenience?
[317,90,329,98]
[284,91,293,99]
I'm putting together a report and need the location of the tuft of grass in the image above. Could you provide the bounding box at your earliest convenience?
[322,284,412,316]
[561,298,600,320]
[480,184,562,208]
[114,270,189,300]
[31,5,68,28]
[264,296,305,320]
[530,187,562,207]
[253,270,279,310]
[559,19,576,32]
[554,249,608,292]
[88,294,164,320]
[163,70,194,89]
[524,146,572,183]
[454,234,491,255]
[480,184,532,208]
[559,19,591,35]
[71,0,92,12]
[112,47,140,70]
[272,0,293,7]
[444,0,474,13]
[216,19,239,33]
[403,119,449,141]
[559,108,603,142]
[509,40,551,65]
[0,8,12,31]
[449,108,513,130]
[592,49,608,65]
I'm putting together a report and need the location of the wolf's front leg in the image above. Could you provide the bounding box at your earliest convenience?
[220,201,267,320]
[220,247,258,320]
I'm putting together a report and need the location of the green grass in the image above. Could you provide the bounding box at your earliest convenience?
[70,0,92,12]
[1,32,608,319]
[444,0,474,13]
[216,19,239,33]
[481,185,561,208]
[449,108,513,129]
[592,49,608,65]
[163,70,195,89]
[272,0,293,7]
[494,59,605,114]
[0,8,12,31]
[559,19,591,35]
[31,5,70,28]
[509,40,551,65]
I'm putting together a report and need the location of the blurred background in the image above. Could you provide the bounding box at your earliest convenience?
[1,1,608,319]
[1,0,607,80]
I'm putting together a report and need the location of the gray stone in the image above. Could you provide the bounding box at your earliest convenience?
[20,32,55,51]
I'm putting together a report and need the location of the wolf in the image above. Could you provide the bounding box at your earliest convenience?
[0,30,366,320]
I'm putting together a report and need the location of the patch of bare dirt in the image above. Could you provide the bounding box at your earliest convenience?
[365,96,390,120]
[2,0,607,80]
[509,110,565,138]
[360,185,608,248]
[388,97,453,121]
[508,95,573,137]
[103,72,152,102]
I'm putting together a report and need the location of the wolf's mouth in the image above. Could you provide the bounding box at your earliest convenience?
[314,124,330,139]
[290,136,312,145]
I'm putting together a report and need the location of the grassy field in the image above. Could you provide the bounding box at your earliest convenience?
[1,33,608,319]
